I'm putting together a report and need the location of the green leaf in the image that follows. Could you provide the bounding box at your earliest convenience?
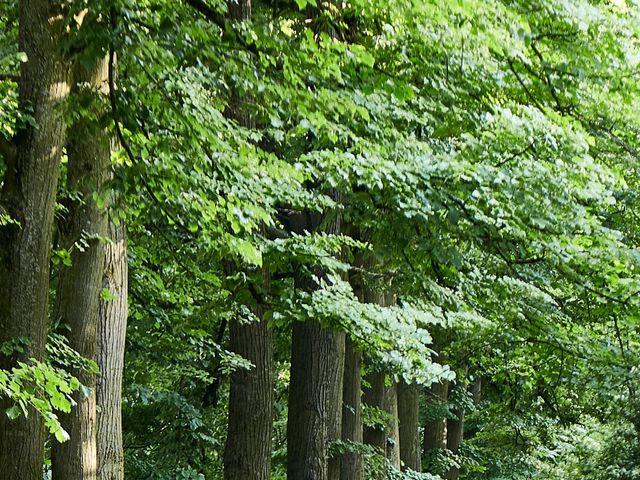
[5,405,21,420]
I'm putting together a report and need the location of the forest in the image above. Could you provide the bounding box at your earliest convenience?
[1,0,640,479]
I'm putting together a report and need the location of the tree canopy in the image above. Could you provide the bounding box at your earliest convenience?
[2,0,640,479]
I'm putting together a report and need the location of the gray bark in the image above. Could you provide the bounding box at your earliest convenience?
[222,1,274,477]
[362,370,386,454]
[51,54,111,480]
[385,381,401,469]
[96,221,128,480]
[287,316,345,480]
[223,270,273,480]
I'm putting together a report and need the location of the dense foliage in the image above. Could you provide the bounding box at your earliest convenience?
[2,0,640,479]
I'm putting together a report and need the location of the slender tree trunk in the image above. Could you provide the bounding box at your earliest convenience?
[0,2,70,478]
[96,221,128,480]
[444,405,464,480]
[385,381,401,469]
[423,381,449,455]
[222,1,274,478]
[398,381,421,472]
[51,54,111,480]
[471,376,482,407]
[340,338,363,480]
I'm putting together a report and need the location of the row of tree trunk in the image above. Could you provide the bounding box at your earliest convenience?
[0,2,466,480]
[218,2,432,480]
[0,3,127,479]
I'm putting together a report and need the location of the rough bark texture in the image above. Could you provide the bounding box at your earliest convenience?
[96,221,128,480]
[223,269,273,480]
[287,316,345,480]
[285,173,345,480]
[0,2,70,479]
[340,338,363,480]
[444,406,464,480]
[423,381,449,454]
[385,381,401,469]
[362,370,386,453]
[398,381,421,472]
[222,2,274,478]
[51,55,112,480]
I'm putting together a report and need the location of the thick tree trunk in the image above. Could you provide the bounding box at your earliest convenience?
[51,55,111,480]
[398,381,421,472]
[287,316,345,480]
[362,370,386,453]
[222,1,274,478]
[286,177,344,480]
[423,381,449,454]
[223,270,273,480]
[96,221,128,480]
[0,2,70,479]
[340,338,363,480]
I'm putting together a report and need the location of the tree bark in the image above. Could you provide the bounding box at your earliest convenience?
[0,2,70,478]
[51,54,111,480]
[471,376,482,407]
[384,381,401,469]
[340,338,363,480]
[222,1,274,478]
[362,370,386,453]
[96,221,128,480]
[287,315,345,480]
[444,405,464,480]
[223,269,273,480]
[398,381,421,472]
[423,381,449,453]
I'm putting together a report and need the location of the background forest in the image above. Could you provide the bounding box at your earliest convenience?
[2,0,640,479]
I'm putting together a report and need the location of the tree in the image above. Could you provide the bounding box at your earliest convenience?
[287,257,346,479]
[51,52,111,480]
[222,0,274,478]
[398,381,421,472]
[341,337,363,479]
[0,2,70,478]
[96,220,127,480]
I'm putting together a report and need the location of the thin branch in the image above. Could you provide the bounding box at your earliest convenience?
[108,8,191,235]
[506,58,546,113]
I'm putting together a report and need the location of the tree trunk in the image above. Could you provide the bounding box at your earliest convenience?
[444,405,464,480]
[398,381,421,472]
[0,2,70,478]
[51,54,111,480]
[423,381,449,453]
[362,370,386,453]
[471,376,482,407]
[385,381,401,469]
[287,314,345,480]
[223,269,273,480]
[285,170,344,480]
[96,221,128,480]
[222,2,274,478]
[340,338,363,480]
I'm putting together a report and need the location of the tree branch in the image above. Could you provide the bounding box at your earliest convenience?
[0,73,19,82]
